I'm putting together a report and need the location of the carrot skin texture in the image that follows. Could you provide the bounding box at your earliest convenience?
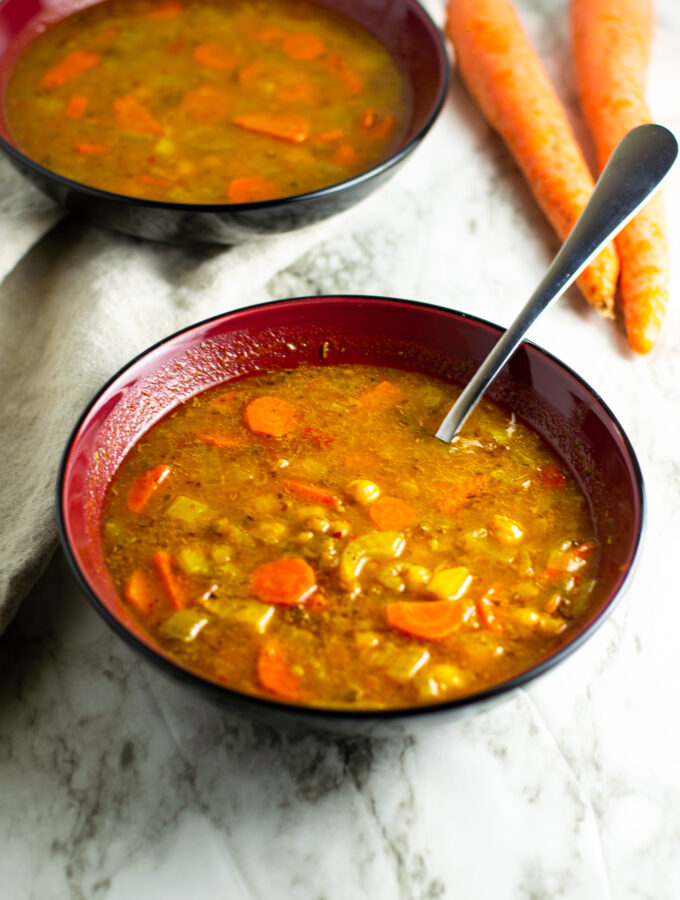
[571,0,669,353]
[445,0,619,315]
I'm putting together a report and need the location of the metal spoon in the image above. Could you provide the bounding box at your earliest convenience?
[436,123,678,443]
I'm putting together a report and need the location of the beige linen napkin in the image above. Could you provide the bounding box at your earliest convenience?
[0,155,372,634]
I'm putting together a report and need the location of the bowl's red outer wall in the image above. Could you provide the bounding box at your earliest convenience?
[58,297,644,729]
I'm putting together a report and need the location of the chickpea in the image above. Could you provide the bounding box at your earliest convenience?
[294,530,315,545]
[348,479,380,505]
[328,520,350,539]
[305,514,330,534]
[254,518,288,545]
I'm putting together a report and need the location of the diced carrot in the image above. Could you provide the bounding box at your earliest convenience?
[476,584,504,632]
[227,175,279,203]
[136,174,172,188]
[438,475,490,514]
[124,569,160,615]
[232,112,310,143]
[544,592,562,614]
[249,557,317,606]
[357,380,406,409]
[244,396,299,436]
[360,109,376,128]
[334,143,358,166]
[41,50,101,90]
[386,599,471,640]
[369,497,417,531]
[535,465,567,489]
[308,592,330,613]
[326,54,363,93]
[282,33,326,60]
[196,432,244,448]
[75,142,107,156]
[152,550,188,610]
[65,95,88,120]
[276,82,313,103]
[280,478,343,509]
[209,391,237,408]
[193,41,237,71]
[126,464,172,513]
[257,642,305,701]
[148,0,183,19]
[114,94,162,135]
[182,85,231,122]
[314,129,345,144]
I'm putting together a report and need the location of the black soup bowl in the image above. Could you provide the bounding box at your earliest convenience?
[58,296,644,734]
[0,0,449,245]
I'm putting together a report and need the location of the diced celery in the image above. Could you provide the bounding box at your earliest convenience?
[161,609,208,642]
[167,495,213,523]
[428,567,472,601]
[382,647,430,683]
[229,602,275,633]
[178,547,212,577]
[340,532,406,589]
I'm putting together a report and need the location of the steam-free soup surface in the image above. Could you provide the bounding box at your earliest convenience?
[6,0,409,203]
[101,364,599,710]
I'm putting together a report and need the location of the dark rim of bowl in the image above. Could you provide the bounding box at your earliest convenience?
[57,295,646,722]
[0,0,450,213]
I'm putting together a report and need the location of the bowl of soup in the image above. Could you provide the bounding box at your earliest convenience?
[57,296,644,732]
[0,0,448,244]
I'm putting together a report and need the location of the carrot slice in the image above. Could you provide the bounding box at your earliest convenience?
[249,557,317,606]
[75,142,107,156]
[257,642,304,701]
[315,129,345,144]
[182,84,231,122]
[65,95,88,120]
[357,380,405,409]
[124,569,160,615]
[386,600,470,640]
[149,0,183,19]
[41,50,101,90]
[282,33,326,60]
[280,478,343,509]
[196,432,244,448]
[152,550,188,610]
[227,175,279,203]
[445,0,619,316]
[233,112,310,143]
[126,464,172,513]
[438,475,490,514]
[114,94,162,135]
[244,396,299,436]
[369,497,417,531]
[193,41,237,71]
[476,584,504,632]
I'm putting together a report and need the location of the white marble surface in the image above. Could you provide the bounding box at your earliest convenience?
[2,1,680,897]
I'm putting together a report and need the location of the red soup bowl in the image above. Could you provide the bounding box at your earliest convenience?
[58,297,644,733]
[0,0,448,245]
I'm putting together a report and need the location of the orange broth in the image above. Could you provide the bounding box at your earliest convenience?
[4,0,410,203]
[101,364,600,709]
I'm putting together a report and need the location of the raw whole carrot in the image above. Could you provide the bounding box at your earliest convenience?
[244,396,300,436]
[114,94,162,135]
[127,464,172,513]
[65,95,88,120]
[257,642,304,701]
[182,85,231,122]
[193,41,237,71]
[41,50,101,90]
[249,557,317,606]
[227,175,279,203]
[282,33,326,60]
[124,569,159,615]
[369,497,417,531]
[232,112,310,143]
[445,0,619,316]
[571,0,669,353]
[385,600,470,640]
[280,479,343,509]
[152,550,188,610]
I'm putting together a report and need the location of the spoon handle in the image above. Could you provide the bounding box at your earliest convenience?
[436,123,678,443]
